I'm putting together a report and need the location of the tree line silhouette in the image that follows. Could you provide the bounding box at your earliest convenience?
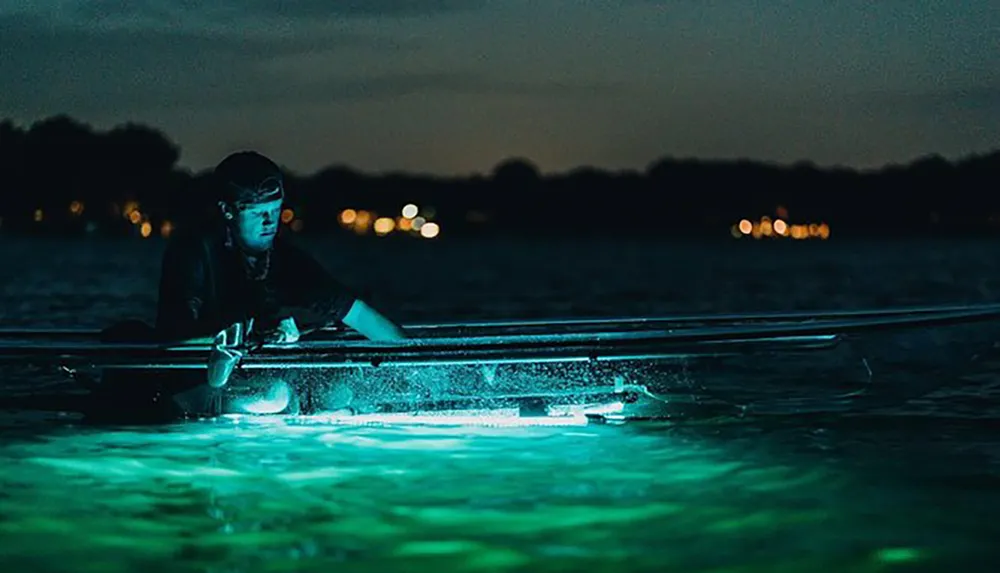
[1,114,998,239]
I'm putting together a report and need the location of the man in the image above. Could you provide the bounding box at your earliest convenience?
[154,150,405,416]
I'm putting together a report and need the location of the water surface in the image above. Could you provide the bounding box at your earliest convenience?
[1,237,999,572]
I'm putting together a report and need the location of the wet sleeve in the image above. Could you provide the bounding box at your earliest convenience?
[276,245,358,329]
[155,238,214,340]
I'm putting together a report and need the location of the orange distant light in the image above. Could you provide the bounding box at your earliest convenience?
[140,221,152,238]
[128,210,142,224]
[374,217,395,235]
[339,209,357,225]
[122,201,139,218]
[354,210,372,228]
[397,217,413,231]
[738,219,752,234]
[69,200,84,216]
[281,209,295,224]
[760,219,774,236]
[773,219,788,235]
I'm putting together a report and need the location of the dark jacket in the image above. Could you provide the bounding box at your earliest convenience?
[155,226,356,341]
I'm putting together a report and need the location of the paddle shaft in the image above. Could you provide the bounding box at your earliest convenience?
[3,301,1000,340]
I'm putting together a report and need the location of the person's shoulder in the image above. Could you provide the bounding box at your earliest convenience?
[272,234,343,281]
[162,223,218,260]
[273,233,316,259]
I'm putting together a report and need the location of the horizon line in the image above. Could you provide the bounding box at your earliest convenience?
[4,113,999,180]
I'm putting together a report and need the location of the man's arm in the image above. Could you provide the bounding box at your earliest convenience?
[277,243,406,341]
[341,299,407,341]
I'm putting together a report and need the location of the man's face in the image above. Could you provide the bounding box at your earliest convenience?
[231,199,282,252]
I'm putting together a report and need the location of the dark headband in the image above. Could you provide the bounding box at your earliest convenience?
[224,176,284,208]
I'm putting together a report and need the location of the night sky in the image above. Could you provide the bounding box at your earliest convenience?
[2,1,997,175]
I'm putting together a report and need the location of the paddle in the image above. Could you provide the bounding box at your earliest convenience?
[206,320,249,389]
[205,317,306,388]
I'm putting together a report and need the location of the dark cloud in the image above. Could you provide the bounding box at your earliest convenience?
[0,12,618,116]
[75,0,477,23]
[243,0,475,18]
[0,13,393,113]
[908,84,1000,115]
[853,83,1000,119]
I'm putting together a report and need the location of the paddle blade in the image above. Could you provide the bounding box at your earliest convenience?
[207,346,242,388]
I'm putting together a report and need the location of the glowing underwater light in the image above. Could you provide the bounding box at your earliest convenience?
[220,402,625,428]
[235,382,294,414]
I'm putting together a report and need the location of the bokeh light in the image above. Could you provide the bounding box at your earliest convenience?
[339,209,357,225]
[354,210,372,230]
[420,222,440,239]
[374,217,395,236]
[760,217,774,236]
[122,201,139,219]
[733,216,831,241]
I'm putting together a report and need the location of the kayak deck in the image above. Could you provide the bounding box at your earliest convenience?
[2,302,999,423]
[4,303,1000,368]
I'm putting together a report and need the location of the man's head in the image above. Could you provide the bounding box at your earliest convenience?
[214,151,284,253]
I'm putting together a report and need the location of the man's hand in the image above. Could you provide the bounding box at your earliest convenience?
[274,317,301,343]
[249,317,301,348]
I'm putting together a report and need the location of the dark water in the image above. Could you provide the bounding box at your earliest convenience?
[2,236,1000,572]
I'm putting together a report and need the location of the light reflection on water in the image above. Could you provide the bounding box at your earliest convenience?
[3,238,1000,571]
[1,413,996,572]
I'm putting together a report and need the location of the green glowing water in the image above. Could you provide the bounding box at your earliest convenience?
[3,238,1000,571]
[1,412,997,572]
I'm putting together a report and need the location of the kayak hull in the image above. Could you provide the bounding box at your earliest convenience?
[3,302,999,424]
[62,336,868,423]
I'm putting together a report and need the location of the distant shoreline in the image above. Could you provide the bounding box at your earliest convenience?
[2,115,999,240]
